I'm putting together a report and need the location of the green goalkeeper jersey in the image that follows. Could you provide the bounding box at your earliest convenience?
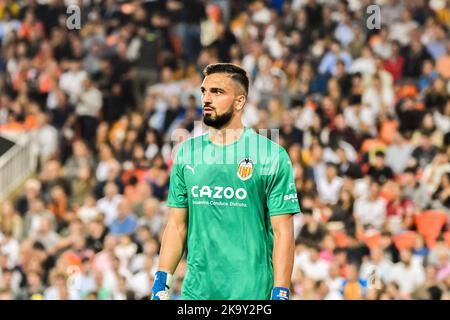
[167,127,300,300]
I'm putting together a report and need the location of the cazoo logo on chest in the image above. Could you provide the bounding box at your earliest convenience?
[191,186,247,200]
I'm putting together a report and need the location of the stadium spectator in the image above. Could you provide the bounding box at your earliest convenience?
[389,249,426,299]
[108,200,137,236]
[340,263,367,300]
[353,180,387,231]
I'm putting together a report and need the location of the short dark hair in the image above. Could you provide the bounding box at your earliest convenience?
[404,166,416,174]
[375,150,385,158]
[326,161,337,169]
[202,63,249,97]
[420,129,432,137]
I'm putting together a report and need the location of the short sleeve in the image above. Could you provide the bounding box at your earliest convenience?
[265,148,301,216]
[167,143,188,208]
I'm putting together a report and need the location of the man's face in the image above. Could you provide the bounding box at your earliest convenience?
[309,248,319,262]
[331,42,340,54]
[201,73,243,129]
[38,219,50,233]
[374,155,385,168]
[403,172,414,185]
[371,247,383,263]
[145,200,158,217]
[326,165,336,180]
[348,265,359,281]
[370,182,380,197]
[31,200,44,213]
[105,184,117,198]
[82,261,91,274]
[117,201,129,219]
[329,262,340,277]
[421,135,431,149]
[82,79,91,90]
[437,153,448,165]
[336,148,346,161]
[28,273,41,288]
[400,249,412,265]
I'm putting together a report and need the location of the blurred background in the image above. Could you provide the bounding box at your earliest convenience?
[0,0,449,300]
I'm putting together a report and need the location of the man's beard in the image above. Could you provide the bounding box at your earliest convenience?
[203,107,234,129]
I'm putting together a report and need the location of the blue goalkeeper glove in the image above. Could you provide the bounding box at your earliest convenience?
[271,287,290,300]
[151,271,173,300]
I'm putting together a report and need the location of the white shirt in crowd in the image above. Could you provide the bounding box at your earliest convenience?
[59,69,87,103]
[44,286,79,300]
[128,271,152,300]
[96,194,123,226]
[389,261,426,296]
[353,197,387,230]
[362,85,395,115]
[75,87,103,118]
[325,276,345,300]
[389,20,419,46]
[349,57,376,76]
[70,272,97,299]
[129,254,159,275]
[96,160,120,182]
[296,251,330,281]
[35,124,58,160]
[77,206,100,224]
[0,236,20,269]
[317,176,344,205]
[385,143,414,174]
[102,268,132,298]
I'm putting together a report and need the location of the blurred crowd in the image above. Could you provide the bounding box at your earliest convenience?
[0,0,450,300]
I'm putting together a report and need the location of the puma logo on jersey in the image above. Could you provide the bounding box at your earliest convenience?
[185,165,195,174]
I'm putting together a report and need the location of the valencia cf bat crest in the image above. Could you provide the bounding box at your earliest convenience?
[237,157,254,181]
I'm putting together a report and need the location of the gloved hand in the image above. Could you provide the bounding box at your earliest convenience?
[151,271,173,300]
[271,287,290,300]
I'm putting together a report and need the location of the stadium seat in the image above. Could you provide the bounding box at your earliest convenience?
[392,231,418,250]
[414,211,448,248]
[62,251,82,268]
[396,84,418,99]
[360,138,386,155]
[360,230,382,249]
[330,231,349,248]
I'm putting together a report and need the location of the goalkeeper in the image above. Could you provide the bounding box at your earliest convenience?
[151,63,300,300]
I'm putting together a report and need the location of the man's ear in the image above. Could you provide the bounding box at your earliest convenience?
[234,95,246,111]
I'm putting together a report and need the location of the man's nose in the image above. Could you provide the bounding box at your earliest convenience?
[202,91,212,104]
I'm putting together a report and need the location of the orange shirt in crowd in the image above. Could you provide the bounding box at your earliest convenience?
[343,281,365,300]
[436,55,450,79]
[379,119,399,145]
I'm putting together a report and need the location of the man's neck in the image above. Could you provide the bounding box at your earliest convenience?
[209,123,245,145]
